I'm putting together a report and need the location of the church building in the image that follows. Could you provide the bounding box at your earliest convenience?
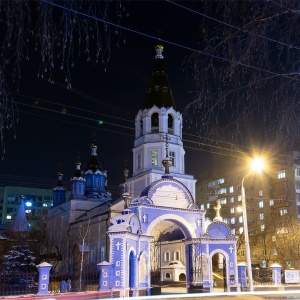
[46,44,240,296]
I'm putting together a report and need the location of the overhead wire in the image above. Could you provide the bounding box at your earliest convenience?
[166,0,300,51]
[13,91,295,167]
[41,0,300,83]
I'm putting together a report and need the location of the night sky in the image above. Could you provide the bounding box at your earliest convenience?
[0,1,212,197]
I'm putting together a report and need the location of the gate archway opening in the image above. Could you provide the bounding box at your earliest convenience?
[149,220,188,289]
[212,252,227,291]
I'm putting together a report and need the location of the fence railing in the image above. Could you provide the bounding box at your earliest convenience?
[0,273,38,296]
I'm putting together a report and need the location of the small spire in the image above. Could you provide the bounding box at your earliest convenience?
[155,44,164,59]
[57,171,64,187]
[91,135,98,156]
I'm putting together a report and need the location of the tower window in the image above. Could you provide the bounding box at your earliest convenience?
[168,114,173,134]
[151,113,159,133]
[137,153,141,170]
[169,151,175,167]
[151,150,158,166]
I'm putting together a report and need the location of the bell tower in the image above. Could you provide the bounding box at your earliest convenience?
[127,45,196,199]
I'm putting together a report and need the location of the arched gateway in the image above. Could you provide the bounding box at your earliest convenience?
[98,172,239,297]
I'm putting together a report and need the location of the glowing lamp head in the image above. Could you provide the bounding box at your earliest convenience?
[251,158,264,174]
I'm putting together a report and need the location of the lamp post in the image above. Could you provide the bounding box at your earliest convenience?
[241,158,264,292]
[241,174,253,292]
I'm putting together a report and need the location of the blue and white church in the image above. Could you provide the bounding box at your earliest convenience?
[97,45,240,297]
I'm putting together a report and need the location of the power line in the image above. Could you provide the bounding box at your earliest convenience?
[41,0,300,83]
[166,0,300,51]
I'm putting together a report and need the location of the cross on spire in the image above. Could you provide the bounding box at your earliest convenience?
[162,134,172,174]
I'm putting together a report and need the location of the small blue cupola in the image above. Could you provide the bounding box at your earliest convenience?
[52,171,67,207]
[83,139,111,201]
[70,156,86,199]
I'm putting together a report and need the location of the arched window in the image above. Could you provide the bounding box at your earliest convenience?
[165,252,170,261]
[168,114,173,134]
[165,273,171,279]
[151,113,159,132]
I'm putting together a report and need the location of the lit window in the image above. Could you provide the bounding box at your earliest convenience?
[151,150,158,166]
[207,203,210,209]
[218,188,226,194]
[229,186,234,193]
[280,209,288,216]
[259,190,263,196]
[229,197,234,203]
[239,227,244,234]
[230,207,235,214]
[43,203,47,207]
[231,228,235,235]
[238,195,241,202]
[238,216,243,223]
[277,171,286,179]
[259,201,264,208]
[6,215,11,219]
[270,200,274,206]
[200,204,204,210]
[25,210,31,214]
[231,217,235,224]
[169,151,175,167]
[25,201,32,207]
[261,224,265,231]
[260,213,264,220]
[220,198,226,204]
[218,178,224,184]
[137,153,141,170]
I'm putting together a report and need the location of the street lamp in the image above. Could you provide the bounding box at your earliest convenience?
[241,158,264,292]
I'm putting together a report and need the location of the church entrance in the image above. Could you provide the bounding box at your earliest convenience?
[149,220,187,291]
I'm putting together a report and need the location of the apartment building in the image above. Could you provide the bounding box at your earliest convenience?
[196,151,300,268]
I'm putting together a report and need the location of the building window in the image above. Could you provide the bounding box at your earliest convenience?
[238,216,243,223]
[100,246,106,261]
[296,168,300,177]
[200,204,204,210]
[231,228,235,235]
[151,113,159,132]
[238,195,241,202]
[259,190,263,196]
[165,252,170,262]
[270,200,274,206]
[280,209,288,216]
[230,217,235,224]
[261,224,265,231]
[168,114,174,134]
[229,197,234,203]
[151,150,158,166]
[218,178,225,184]
[165,273,171,279]
[169,151,175,167]
[260,213,264,220]
[137,153,141,170]
[259,201,264,208]
[206,203,210,209]
[239,227,244,235]
[220,198,226,204]
[175,251,180,260]
[230,207,235,214]
[218,188,226,195]
[229,186,234,193]
[6,215,11,219]
[277,171,286,179]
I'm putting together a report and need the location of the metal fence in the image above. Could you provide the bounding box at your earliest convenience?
[0,273,38,296]
[49,272,100,293]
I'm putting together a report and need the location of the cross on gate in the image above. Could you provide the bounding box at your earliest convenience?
[116,242,121,250]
